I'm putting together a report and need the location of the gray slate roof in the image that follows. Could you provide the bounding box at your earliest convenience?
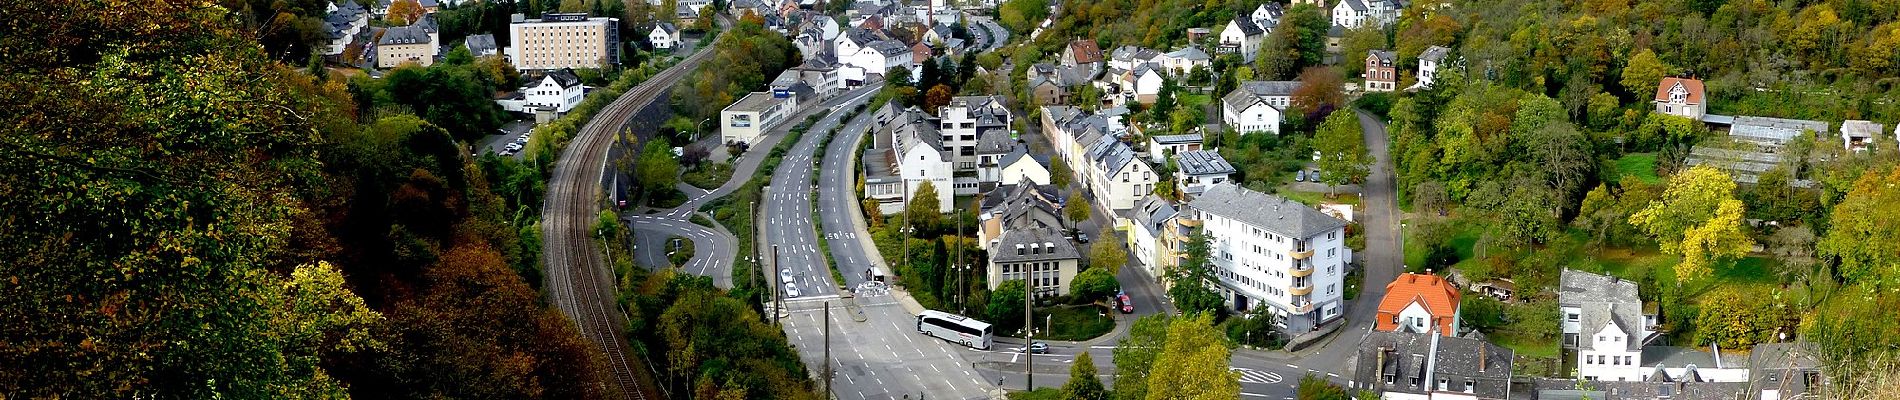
[1187,183,1348,239]
[1340,0,1368,11]
[990,227,1080,263]
[1230,17,1264,36]
[546,68,582,88]
[1150,133,1202,145]
[1132,196,1178,235]
[1352,331,1513,399]
[1534,378,1748,400]
[378,24,432,45]
[464,33,497,55]
[1165,46,1211,61]
[1419,45,1451,63]
[1558,269,1647,352]
[867,40,911,56]
[1223,80,1300,111]
[1086,135,1142,177]
[976,130,1017,155]
[1174,150,1234,176]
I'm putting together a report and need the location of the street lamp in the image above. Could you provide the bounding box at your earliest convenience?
[695,117,715,142]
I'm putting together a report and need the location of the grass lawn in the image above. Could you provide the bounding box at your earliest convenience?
[1038,304,1115,341]
[1278,189,1361,209]
[1179,93,1213,109]
[682,162,735,190]
[1008,388,1063,400]
[1402,218,1483,269]
[1612,153,1662,184]
[1492,330,1564,377]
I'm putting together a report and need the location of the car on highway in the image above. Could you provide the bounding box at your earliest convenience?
[1026,342,1048,354]
[780,268,794,283]
[784,282,801,298]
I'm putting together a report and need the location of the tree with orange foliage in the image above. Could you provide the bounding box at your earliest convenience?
[924,84,954,113]
[386,0,425,25]
[1290,67,1345,122]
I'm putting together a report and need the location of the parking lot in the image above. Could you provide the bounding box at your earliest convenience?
[476,120,535,158]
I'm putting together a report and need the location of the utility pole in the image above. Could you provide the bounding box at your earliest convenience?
[824,300,833,398]
[956,197,965,314]
[1025,275,1033,391]
[773,244,783,323]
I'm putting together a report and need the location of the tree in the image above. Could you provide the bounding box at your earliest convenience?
[1254,35,1297,80]
[1227,306,1281,348]
[1412,181,1450,216]
[1766,225,1817,281]
[1088,229,1128,274]
[1051,156,1074,188]
[1620,48,1670,96]
[1695,287,1794,349]
[387,0,427,25]
[905,181,944,236]
[1062,352,1109,400]
[1296,374,1352,400]
[987,279,1027,329]
[1071,267,1121,302]
[1339,28,1389,78]
[636,137,680,196]
[1167,233,1225,315]
[925,84,955,113]
[1816,166,1900,285]
[1291,67,1345,120]
[1460,295,1506,331]
[998,0,1049,34]
[560,0,590,12]
[1143,314,1240,400]
[1313,109,1371,192]
[1065,191,1093,227]
[1628,165,1756,282]
[1113,315,1173,400]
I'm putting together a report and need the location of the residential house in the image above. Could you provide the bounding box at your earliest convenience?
[1654,77,1707,120]
[676,3,701,26]
[1083,135,1158,212]
[1147,133,1203,163]
[1107,45,1163,71]
[1251,3,1284,30]
[784,57,844,96]
[1026,63,1092,105]
[1218,17,1267,63]
[1186,27,1213,43]
[1183,183,1350,331]
[1172,150,1234,197]
[729,0,770,18]
[376,24,438,68]
[1222,80,1300,135]
[519,69,586,113]
[1365,50,1398,92]
[1128,195,1179,282]
[842,37,915,83]
[862,105,955,213]
[1041,105,1116,171]
[1375,272,1461,336]
[720,91,799,146]
[1413,45,1450,90]
[1841,119,1883,152]
[322,1,371,57]
[1352,331,1514,399]
[464,33,498,57]
[508,13,621,70]
[1333,0,1372,28]
[1559,269,1658,382]
[999,149,1052,189]
[986,227,1081,298]
[1156,46,1212,75]
[977,182,1066,250]
[974,130,1018,188]
[1748,342,1825,400]
[1061,39,1105,73]
[1111,64,1168,105]
[650,23,681,49]
[938,96,1013,175]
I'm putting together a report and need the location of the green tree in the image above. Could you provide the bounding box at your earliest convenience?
[1052,156,1074,188]
[1620,48,1670,96]
[1296,374,1352,400]
[636,137,680,196]
[1088,229,1128,274]
[1062,352,1109,400]
[1339,27,1389,78]
[1167,233,1225,315]
[987,280,1028,330]
[1313,109,1371,192]
[1815,166,1900,284]
[906,180,944,236]
[1628,165,1756,282]
[1071,267,1122,302]
[998,0,1050,34]
[1694,287,1795,350]
[1113,315,1173,400]
[1065,191,1094,227]
[1460,295,1506,331]
[1227,306,1281,348]
[1143,313,1240,400]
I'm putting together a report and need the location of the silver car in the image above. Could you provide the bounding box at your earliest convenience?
[784,282,801,298]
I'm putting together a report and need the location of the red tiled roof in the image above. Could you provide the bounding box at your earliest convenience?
[1069,39,1103,64]
[1375,272,1462,335]
[1654,77,1705,104]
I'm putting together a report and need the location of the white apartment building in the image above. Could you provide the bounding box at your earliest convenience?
[508,13,621,71]
[1184,184,1349,332]
[720,91,798,146]
[1219,18,1266,63]
[1082,136,1158,212]
[938,96,1013,172]
[1222,80,1299,135]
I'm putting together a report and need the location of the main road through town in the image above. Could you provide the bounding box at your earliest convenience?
[759,86,881,300]
[540,45,715,400]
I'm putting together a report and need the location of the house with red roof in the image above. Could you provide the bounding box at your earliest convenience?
[1375,272,1461,336]
[1654,77,1706,120]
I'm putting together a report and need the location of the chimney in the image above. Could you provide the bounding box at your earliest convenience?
[1375,346,1388,387]
[1424,324,1441,391]
[1479,342,1487,373]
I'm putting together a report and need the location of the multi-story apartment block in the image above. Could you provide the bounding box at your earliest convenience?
[1182,183,1349,332]
[508,13,621,71]
[376,24,438,68]
[938,96,1012,172]
[986,227,1081,298]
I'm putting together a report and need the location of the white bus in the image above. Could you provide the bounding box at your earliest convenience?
[916,310,993,350]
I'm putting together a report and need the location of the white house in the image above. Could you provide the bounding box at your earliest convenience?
[1222,80,1300,135]
[1653,77,1707,120]
[1082,135,1158,212]
[322,1,371,57]
[843,39,914,82]
[650,22,680,49]
[1184,183,1350,332]
[1559,269,1657,382]
[1841,120,1885,152]
[1107,45,1162,72]
[720,91,798,146]
[1172,150,1234,197]
[998,149,1052,188]
[1156,46,1212,75]
[1219,18,1267,63]
[1333,0,1370,29]
[1128,195,1178,281]
[880,106,956,213]
[1413,45,1450,90]
[520,69,586,113]
[1113,64,1168,105]
[1250,3,1284,30]
[1147,133,1203,163]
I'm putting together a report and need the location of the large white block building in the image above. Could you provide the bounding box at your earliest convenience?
[1183,184,1349,332]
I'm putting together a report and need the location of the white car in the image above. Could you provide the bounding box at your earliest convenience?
[784,282,801,298]
[780,268,795,283]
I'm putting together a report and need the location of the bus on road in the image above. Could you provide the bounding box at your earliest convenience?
[916,310,992,350]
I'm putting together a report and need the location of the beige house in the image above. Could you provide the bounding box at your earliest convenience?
[507,13,621,71]
[986,227,1081,298]
[376,24,437,68]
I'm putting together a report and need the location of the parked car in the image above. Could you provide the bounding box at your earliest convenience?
[1027,342,1049,354]
[784,282,801,298]
[1076,233,1089,243]
[1311,168,1321,180]
[1295,170,1306,182]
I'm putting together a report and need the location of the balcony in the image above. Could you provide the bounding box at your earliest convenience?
[1290,249,1314,260]
[1289,264,1314,277]
[1291,302,1314,314]
[1177,218,1203,227]
[1289,284,1313,296]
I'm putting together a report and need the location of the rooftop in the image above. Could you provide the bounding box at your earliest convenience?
[725,91,784,113]
[1841,119,1883,138]
[1352,331,1513,398]
[1174,150,1235,176]
[1187,183,1348,239]
[1375,272,1461,332]
[1150,133,1203,145]
[991,227,1080,263]
[378,25,432,45]
[1731,115,1829,145]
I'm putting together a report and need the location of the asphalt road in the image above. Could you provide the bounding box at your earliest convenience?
[814,94,884,293]
[756,87,880,300]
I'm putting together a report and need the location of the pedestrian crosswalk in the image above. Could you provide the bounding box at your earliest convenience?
[1232,367,1283,384]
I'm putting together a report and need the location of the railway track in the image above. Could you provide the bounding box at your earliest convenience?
[543,48,715,400]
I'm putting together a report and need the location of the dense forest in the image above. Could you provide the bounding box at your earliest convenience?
[0,1,617,397]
